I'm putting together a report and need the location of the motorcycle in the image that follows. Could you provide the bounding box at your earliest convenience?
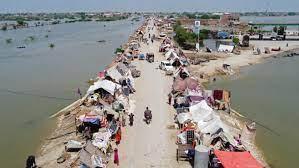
[144,115,151,124]
[144,107,152,125]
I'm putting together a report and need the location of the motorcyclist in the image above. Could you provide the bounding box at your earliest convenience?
[144,107,152,121]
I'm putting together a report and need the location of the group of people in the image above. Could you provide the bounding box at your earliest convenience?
[113,106,152,166]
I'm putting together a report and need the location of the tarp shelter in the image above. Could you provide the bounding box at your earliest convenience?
[177,112,192,124]
[78,113,101,125]
[165,49,174,58]
[174,67,190,79]
[166,51,178,61]
[106,67,124,82]
[116,63,129,76]
[218,44,234,53]
[170,57,182,67]
[214,150,263,168]
[194,145,210,168]
[87,80,121,95]
[173,78,187,92]
[185,77,199,90]
[186,89,204,104]
[173,77,199,92]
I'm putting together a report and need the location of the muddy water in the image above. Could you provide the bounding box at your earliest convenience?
[0,19,143,167]
[209,55,299,168]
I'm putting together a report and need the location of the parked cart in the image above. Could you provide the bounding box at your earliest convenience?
[176,143,194,162]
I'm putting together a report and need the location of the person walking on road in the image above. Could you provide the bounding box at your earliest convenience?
[168,93,172,105]
[114,148,119,166]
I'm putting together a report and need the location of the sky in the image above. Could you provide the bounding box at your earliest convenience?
[1,0,299,13]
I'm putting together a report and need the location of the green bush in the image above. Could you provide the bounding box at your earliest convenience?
[233,37,240,45]
[173,22,209,48]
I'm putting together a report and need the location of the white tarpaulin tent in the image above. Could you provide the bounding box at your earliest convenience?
[165,49,174,58]
[87,80,121,95]
[106,67,124,82]
[218,44,234,53]
[177,112,192,124]
[190,100,213,114]
[174,66,190,78]
[166,51,178,61]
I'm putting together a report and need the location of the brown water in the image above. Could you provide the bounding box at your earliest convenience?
[0,19,143,167]
[209,55,299,168]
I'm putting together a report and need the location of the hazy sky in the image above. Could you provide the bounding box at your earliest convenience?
[1,0,299,13]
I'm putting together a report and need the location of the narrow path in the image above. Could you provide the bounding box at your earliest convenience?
[117,19,187,168]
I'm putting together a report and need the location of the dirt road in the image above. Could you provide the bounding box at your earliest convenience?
[117,19,190,168]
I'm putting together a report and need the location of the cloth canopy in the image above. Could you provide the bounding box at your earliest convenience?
[174,66,190,78]
[78,114,100,125]
[214,150,263,168]
[173,77,199,92]
[87,80,121,95]
[218,44,234,53]
[106,67,124,82]
[166,51,178,60]
[116,63,129,76]
[165,49,174,58]
[177,112,192,124]
[173,78,187,92]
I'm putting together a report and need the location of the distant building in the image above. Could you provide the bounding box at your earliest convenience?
[220,13,240,26]
[200,19,219,27]
[286,29,299,36]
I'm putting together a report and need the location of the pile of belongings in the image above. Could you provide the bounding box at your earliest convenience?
[65,140,85,152]
[80,141,108,168]
[92,131,112,154]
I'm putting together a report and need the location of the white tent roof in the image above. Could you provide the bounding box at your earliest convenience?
[166,51,178,60]
[174,67,190,78]
[165,49,174,58]
[190,100,213,114]
[87,80,121,95]
[218,44,234,53]
[106,67,124,82]
[177,112,192,124]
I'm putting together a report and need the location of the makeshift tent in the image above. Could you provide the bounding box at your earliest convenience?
[165,49,174,58]
[173,78,187,92]
[194,145,210,168]
[116,63,129,76]
[78,113,101,125]
[106,67,124,82]
[218,44,234,53]
[170,57,182,67]
[87,80,121,95]
[174,67,190,79]
[190,100,212,113]
[185,89,204,105]
[173,77,199,92]
[185,77,199,90]
[177,112,192,124]
[214,150,263,168]
[166,51,178,61]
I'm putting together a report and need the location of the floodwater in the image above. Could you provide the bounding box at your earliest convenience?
[0,19,143,167]
[241,15,299,24]
[209,55,299,168]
